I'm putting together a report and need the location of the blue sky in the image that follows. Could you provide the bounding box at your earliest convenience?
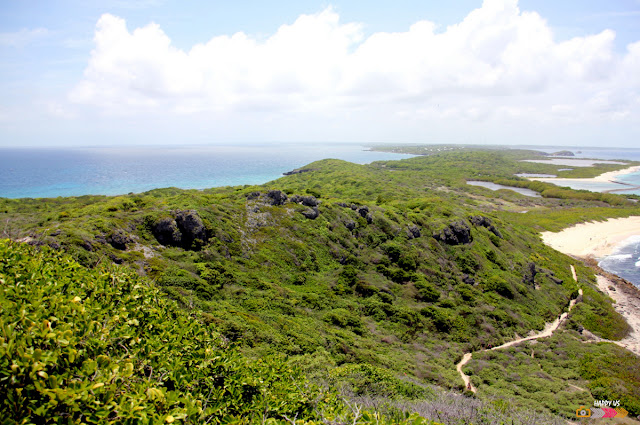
[1,0,640,147]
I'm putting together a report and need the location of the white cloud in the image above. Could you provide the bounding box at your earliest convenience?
[70,0,640,131]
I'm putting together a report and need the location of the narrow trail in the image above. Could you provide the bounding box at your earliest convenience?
[457,265,582,394]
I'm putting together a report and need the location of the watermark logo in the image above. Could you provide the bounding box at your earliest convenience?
[576,406,591,418]
[576,402,628,419]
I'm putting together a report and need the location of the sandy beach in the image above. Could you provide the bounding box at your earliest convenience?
[541,216,640,258]
[528,164,640,190]
[541,217,640,357]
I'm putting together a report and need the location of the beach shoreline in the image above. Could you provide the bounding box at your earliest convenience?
[541,216,640,259]
[527,165,640,190]
[541,217,640,357]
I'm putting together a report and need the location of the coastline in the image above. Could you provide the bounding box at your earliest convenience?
[541,217,640,357]
[528,164,640,191]
[541,216,640,258]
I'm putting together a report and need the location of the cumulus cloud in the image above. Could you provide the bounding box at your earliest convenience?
[70,0,640,127]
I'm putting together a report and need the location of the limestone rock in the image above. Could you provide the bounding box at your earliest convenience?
[153,217,182,246]
[433,221,472,245]
[106,230,132,250]
[469,215,503,239]
[301,207,319,219]
[406,225,421,239]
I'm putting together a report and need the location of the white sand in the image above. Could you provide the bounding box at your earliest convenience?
[528,165,640,187]
[541,216,640,258]
[541,218,640,357]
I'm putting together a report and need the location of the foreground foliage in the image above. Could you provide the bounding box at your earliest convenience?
[2,147,640,422]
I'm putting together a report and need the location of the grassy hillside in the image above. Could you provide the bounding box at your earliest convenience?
[2,148,640,421]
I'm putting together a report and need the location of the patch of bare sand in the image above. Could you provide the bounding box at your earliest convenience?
[541,216,640,258]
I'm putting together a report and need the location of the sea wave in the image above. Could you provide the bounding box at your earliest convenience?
[605,254,633,261]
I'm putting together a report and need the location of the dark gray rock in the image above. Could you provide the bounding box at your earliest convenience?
[301,207,319,219]
[291,195,319,207]
[282,168,314,176]
[357,206,369,218]
[365,213,373,224]
[246,191,261,200]
[265,190,288,206]
[175,210,208,248]
[522,262,538,285]
[406,225,421,239]
[469,215,503,239]
[345,220,356,231]
[336,202,349,208]
[433,221,472,245]
[549,275,563,285]
[153,217,183,246]
[462,274,476,286]
[106,230,132,250]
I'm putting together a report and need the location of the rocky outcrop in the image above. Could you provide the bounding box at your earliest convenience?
[283,168,315,176]
[246,190,288,206]
[433,221,472,245]
[265,190,288,206]
[357,206,373,224]
[153,217,182,247]
[301,207,319,219]
[106,230,133,250]
[345,220,356,231]
[522,262,538,285]
[175,210,208,248]
[523,262,563,285]
[406,225,421,239]
[469,216,503,239]
[290,195,319,207]
[153,210,208,249]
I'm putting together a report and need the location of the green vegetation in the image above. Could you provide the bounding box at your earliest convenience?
[2,147,640,423]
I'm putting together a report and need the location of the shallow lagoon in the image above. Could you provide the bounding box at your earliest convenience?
[466,181,541,197]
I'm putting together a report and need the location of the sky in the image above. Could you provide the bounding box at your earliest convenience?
[1,0,640,148]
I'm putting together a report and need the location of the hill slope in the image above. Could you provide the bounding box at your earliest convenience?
[2,148,640,420]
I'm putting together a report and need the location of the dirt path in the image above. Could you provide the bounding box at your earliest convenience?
[457,265,582,393]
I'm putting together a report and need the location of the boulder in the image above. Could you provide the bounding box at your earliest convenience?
[265,190,288,206]
[301,207,319,219]
[462,274,476,286]
[106,230,133,250]
[153,217,183,246]
[152,210,208,249]
[357,206,369,218]
[433,221,472,245]
[345,220,356,231]
[469,215,503,239]
[406,225,421,239]
[291,195,319,207]
[175,210,208,248]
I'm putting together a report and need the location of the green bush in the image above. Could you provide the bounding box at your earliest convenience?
[0,240,330,424]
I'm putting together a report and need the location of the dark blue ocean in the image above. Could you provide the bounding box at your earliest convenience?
[0,143,413,199]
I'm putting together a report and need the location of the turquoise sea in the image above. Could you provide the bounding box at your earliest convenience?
[0,143,414,199]
[521,146,640,287]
